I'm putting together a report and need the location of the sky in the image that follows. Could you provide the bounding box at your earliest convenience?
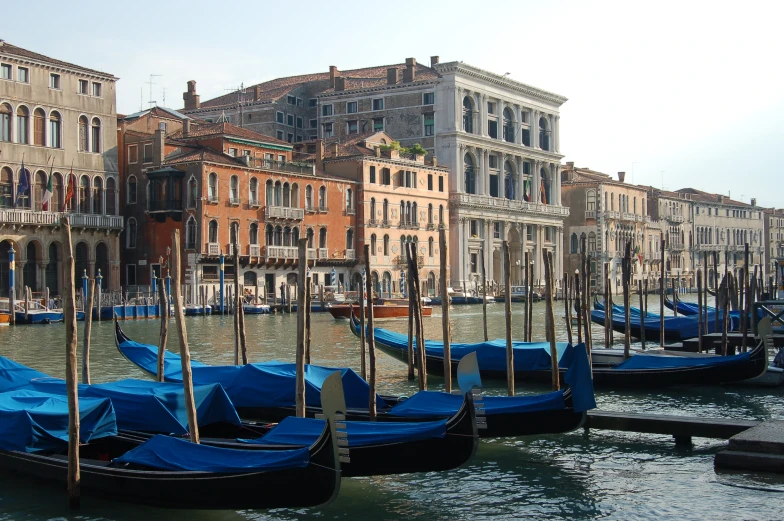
[4,0,783,206]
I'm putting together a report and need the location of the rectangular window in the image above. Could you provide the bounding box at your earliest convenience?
[127,144,138,164]
[487,102,495,114]
[287,114,294,127]
[322,104,333,116]
[278,154,286,163]
[126,265,137,286]
[243,149,251,156]
[346,101,358,114]
[470,220,479,237]
[438,176,444,192]
[49,73,61,89]
[296,98,303,107]
[323,123,333,138]
[428,174,433,191]
[308,99,317,108]
[287,95,296,105]
[522,128,530,146]
[488,120,498,139]
[228,148,237,156]
[423,92,434,105]
[347,120,358,134]
[424,113,434,136]
[276,130,284,140]
[372,98,384,110]
[489,175,499,197]
[369,166,376,183]
[493,222,501,239]
[18,67,29,83]
[382,168,391,185]
[0,64,10,80]
[76,79,87,93]
[143,143,153,163]
[470,253,478,273]
[92,82,102,97]
[373,118,384,132]
[286,133,294,143]
[296,135,303,142]
[489,155,498,169]
[309,119,317,128]
[296,117,303,129]
[276,111,284,123]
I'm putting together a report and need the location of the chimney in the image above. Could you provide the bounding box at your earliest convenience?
[566,161,575,168]
[430,56,440,67]
[315,139,325,172]
[432,157,438,167]
[751,198,757,207]
[387,67,398,85]
[330,143,339,157]
[403,58,416,83]
[183,80,200,110]
[617,171,626,183]
[718,195,725,203]
[335,77,346,91]
[182,119,191,137]
[153,129,165,167]
[374,146,381,157]
[329,65,339,88]
[254,85,261,100]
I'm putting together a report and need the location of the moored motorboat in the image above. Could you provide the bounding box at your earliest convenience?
[328,302,432,320]
[243,303,271,314]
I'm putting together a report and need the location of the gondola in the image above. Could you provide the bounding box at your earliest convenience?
[353,313,768,387]
[0,389,341,510]
[115,321,583,438]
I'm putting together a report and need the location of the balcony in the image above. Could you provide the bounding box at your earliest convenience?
[394,254,424,267]
[345,249,355,260]
[227,243,240,256]
[207,242,220,256]
[604,211,620,220]
[266,205,304,220]
[345,207,356,216]
[265,246,298,260]
[666,214,684,223]
[398,220,420,230]
[249,198,261,208]
[620,212,636,221]
[318,248,329,259]
[307,248,317,260]
[426,223,435,231]
[249,244,261,257]
[367,219,378,227]
[645,251,659,261]
[584,210,597,220]
[450,193,570,217]
[248,158,316,176]
[381,220,391,228]
[0,208,123,230]
[148,199,183,213]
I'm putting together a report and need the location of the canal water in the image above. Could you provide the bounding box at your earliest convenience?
[0,296,782,520]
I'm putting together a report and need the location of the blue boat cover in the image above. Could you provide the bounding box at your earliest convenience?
[614,349,752,370]
[250,416,447,448]
[563,344,596,412]
[0,390,117,453]
[386,390,565,418]
[0,355,240,435]
[114,434,310,472]
[118,339,386,410]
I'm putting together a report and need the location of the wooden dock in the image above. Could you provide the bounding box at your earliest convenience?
[585,410,760,444]
[715,420,784,473]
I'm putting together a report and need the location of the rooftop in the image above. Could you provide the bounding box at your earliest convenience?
[167,121,291,148]
[0,39,116,79]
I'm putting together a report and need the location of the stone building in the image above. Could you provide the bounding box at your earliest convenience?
[644,187,695,289]
[181,56,568,291]
[677,188,764,288]
[0,40,123,297]
[315,131,450,296]
[117,110,357,299]
[561,165,661,294]
[763,208,784,286]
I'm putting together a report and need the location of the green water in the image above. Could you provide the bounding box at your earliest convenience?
[0,296,782,520]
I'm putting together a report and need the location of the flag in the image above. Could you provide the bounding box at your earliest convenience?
[540,180,547,205]
[61,168,75,212]
[41,161,54,211]
[15,160,30,208]
[505,175,515,200]
[523,179,531,202]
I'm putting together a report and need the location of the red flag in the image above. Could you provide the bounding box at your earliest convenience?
[61,169,75,212]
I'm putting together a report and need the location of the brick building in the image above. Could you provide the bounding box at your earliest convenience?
[0,40,123,297]
[118,110,357,300]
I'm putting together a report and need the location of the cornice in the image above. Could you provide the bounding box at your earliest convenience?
[0,52,117,82]
[316,80,439,100]
[436,62,567,105]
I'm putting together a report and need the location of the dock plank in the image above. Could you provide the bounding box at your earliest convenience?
[585,410,759,439]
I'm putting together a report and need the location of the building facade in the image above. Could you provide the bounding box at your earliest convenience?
[763,208,784,286]
[0,40,123,298]
[318,132,450,296]
[645,188,695,289]
[118,112,357,300]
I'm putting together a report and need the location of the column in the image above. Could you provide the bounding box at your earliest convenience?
[497,100,505,142]
[548,114,555,152]
[555,164,562,205]
[485,220,493,283]
[455,87,462,132]
[476,147,485,195]
[531,109,539,149]
[533,160,541,203]
[515,105,523,145]
[463,219,470,285]
[499,152,506,199]
[457,143,465,194]
[483,149,491,198]
[554,116,560,153]
[479,94,487,137]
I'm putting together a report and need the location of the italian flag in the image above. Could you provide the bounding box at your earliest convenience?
[41,165,53,211]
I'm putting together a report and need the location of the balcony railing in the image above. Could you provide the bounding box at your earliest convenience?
[584,210,597,220]
[307,248,317,259]
[451,193,570,217]
[345,207,356,216]
[207,242,220,256]
[248,158,316,176]
[604,211,620,220]
[305,204,316,213]
[367,219,377,227]
[394,254,424,266]
[266,206,304,220]
[249,244,261,257]
[381,220,391,228]
[667,214,684,223]
[620,212,636,221]
[318,248,329,259]
[265,246,298,260]
[148,199,183,212]
[345,249,355,260]
[0,208,123,230]
[227,243,240,256]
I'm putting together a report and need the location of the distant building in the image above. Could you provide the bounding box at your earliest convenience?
[644,187,695,289]
[0,40,122,297]
[763,208,784,285]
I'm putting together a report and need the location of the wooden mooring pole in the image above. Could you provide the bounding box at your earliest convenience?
[408,243,427,391]
[305,276,312,365]
[527,258,534,342]
[62,217,80,509]
[295,239,307,417]
[157,278,169,382]
[364,245,377,420]
[406,265,415,380]
[523,251,529,342]
[358,279,367,380]
[543,250,559,391]
[623,241,632,359]
[604,263,610,348]
[575,270,582,344]
[742,243,750,352]
[638,279,646,350]
[503,241,514,396]
[439,228,452,392]
[564,272,573,345]
[642,278,648,350]
[82,278,95,384]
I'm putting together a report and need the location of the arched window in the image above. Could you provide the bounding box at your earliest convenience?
[370,197,376,222]
[291,183,299,208]
[92,176,103,214]
[538,116,550,151]
[428,237,434,257]
[186,217,197,249]
[187,177,198,209]
[462,96,474,133]
[266,180,274,206]
[504,161,515,200]
[412,202,418,225]
[439,205,444,225]
[106,177,116,215]
[208,172,218,202]
[588,232,596,252]
[318,186,327,209]
[49,111,61,148]
[345,188,353,213]
[305,185,313,209]
[274,181,282,206]
[34,171,47,211]
[383,234,390,256]
[126,218,137,249]
[0,103,11,142]
[346,229,354,250]
[17,106,29,145]
[503,107,514,143]
[283,182,290,207]
[266,225,274,246]
[230,175,239,204]
[586,189,596,211]
[633,197,637,215]
[230,221,239,247]
[464,153,476,194]
[33,108,45,146]
[319,227,327,248]
[79,175,90,214]
[370,233,377,254]
[248,178,258,206]
[208,220,218,243]
[273,226,282,246]
[540,168,550,204]
[90,118,101,153]
[127,175,137,204]
[399,201,405,224]
[570,233,578,253]
[428,203,433,225]
[78,115,88,151]
[610,193,614,211]
[74,242,89,283]
[53,172,63,211]
[383,199,389,222]
[306,227,314,248]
